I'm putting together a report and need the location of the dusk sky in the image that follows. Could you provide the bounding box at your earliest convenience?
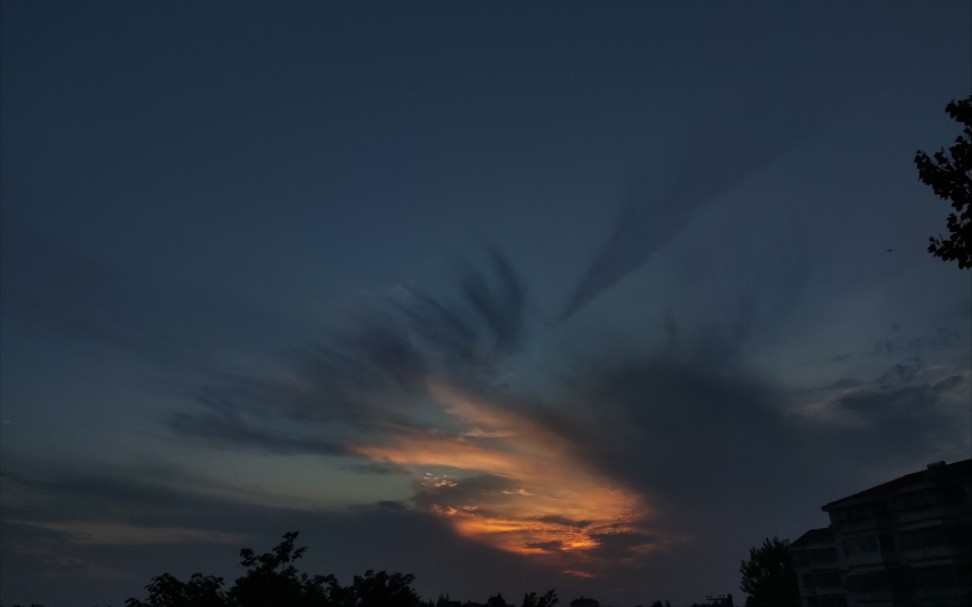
[1,2,971,606]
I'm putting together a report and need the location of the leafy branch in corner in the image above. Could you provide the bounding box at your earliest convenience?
[915,94,972,269]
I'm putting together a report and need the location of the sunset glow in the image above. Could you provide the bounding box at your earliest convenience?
[352,379,655,566]
[4,3,970,605]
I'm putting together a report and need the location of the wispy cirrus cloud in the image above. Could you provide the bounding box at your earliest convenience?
[6,520,246,546]
[170,248,530,449]
[160,241,970,586]
[164,250,661,575]
[560,107,818,322]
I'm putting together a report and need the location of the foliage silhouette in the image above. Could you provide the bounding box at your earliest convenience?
[520,589,558,607]
[738,537,798,607]
[915,94,972,269]
[228,531,334,607]
[126,572,226,607]
[127,532,560,607]
[485,594,511,607]
[339,569,424,607]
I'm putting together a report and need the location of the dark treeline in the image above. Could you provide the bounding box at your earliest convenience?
[125,532,558,607]
[1,534,787,607]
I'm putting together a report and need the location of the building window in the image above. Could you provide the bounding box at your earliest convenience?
[815,570,842,587]
[911,564,972,589]
[899,525,949,550]
[806,594,849,607]
[833,505,873,523]
[795,547,838,567]
[846,570,890,593]
[842,535,879,556]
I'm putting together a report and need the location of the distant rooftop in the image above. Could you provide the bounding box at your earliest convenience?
[822,458,972,512]
[792,526,833,547]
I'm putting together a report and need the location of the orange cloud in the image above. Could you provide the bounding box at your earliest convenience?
[351,378,657,568]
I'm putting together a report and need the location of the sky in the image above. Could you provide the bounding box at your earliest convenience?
[1,2,971,606]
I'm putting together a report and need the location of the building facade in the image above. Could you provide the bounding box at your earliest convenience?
[793,527,845,607]
[793,459,972,607]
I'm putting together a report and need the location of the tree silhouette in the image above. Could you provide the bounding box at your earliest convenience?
[915,94,972,269]
[486,594,511,607]
[520,590,558,607]
[228,531,334,607]
[125,572,226,607]
[739,537,798,607]
[127,531,559,607]
[126,532,337,607]
[342,569,424,607]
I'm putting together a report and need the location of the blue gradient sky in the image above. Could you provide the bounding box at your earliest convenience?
[2,2,970,606]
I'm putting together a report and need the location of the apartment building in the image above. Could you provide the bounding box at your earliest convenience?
[792,459,972,607]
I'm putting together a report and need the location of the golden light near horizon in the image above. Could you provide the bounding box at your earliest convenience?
[352,378,656,575]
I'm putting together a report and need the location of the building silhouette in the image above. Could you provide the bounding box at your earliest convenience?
[793,459,972,607]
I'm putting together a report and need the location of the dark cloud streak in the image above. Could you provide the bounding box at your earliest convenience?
[561,109,822,321]
[167,250,532,453]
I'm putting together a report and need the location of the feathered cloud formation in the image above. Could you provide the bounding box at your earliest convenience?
[160,240,971,585]
[5,185,969,604]
[3,4,971,606]
[166,251,664,575]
